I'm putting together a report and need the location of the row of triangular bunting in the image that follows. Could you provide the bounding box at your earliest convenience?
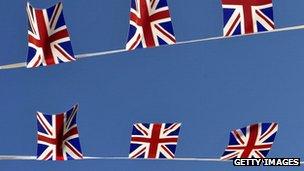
[35,104,278,161]
[22,0,275,68]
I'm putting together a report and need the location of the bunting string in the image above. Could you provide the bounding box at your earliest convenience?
[0,155,303,165]
[0,155,228,161]
[1,24,304,70]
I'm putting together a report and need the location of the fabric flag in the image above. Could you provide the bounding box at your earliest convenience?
[36,104,83,160]
[126,0,176,50]
[129,123,181,159]
[221,0,275,36]
[26,2,76,68]
[221,122,278,160]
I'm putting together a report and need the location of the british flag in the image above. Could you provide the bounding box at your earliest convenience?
[129,123,181,159]
[26,2,76,68]
[126,0,176,50]
[36,104,83,160]
[221,123,278,160]
[221,0,275,36]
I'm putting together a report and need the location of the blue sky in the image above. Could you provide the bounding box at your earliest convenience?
[0,0,304,170]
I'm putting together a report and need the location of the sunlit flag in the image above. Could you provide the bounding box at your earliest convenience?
[26,2,76,68]
[221,0,275,36]
[129,123,181,159]
[36,104,83,160]
[221,122,278,160]
[126,0,176,50]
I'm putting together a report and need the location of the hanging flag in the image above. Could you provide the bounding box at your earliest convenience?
[129,123,181,159]
[221,0,275,36]
[36,104,83,160]
[26,2,76,68]
[126,0,176,50]
[221,122,278,160]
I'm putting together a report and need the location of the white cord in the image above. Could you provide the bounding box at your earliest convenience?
[1,24,304,70]
[0,155,226,162]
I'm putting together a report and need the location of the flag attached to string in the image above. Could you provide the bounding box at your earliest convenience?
[129,123,181,159]
[221,122,278,160]
[221,0,275,36]
[36,104,83,160]
[26,2,76,68]
[126,0,176,50]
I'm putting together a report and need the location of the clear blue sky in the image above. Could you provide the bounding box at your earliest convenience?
[0,0,304,170]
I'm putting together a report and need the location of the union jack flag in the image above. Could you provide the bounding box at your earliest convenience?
[221,123,278,160]
[26,2,76,68]
[221,0,275,36]
[129,123,181,159]
[126,0,176,50]
[36,104,83,160]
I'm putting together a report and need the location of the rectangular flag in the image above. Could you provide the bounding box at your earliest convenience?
[36,104,83,160]
[26,2,76,68]
[129,123,181,159]
[126,0,176,50]
[221,122,278,160]
[221,0,275,36]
